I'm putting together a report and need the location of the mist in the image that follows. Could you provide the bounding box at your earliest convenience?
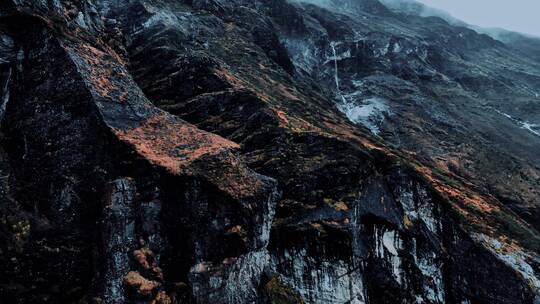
[295,0,540,44]
[383,0,540,37]
[379,0,461,23]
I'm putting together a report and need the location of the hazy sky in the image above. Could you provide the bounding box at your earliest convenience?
[415,0,540,37]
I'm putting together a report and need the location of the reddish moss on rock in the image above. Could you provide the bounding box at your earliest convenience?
[113,112,238,175]
[123,271,160,296]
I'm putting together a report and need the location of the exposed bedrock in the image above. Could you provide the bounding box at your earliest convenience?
[99,1,539,303]
[269,169,537,304]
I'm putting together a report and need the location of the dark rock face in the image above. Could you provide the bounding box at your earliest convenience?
[0,0,539,303]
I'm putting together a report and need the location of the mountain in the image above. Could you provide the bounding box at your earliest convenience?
[282,0,540,230]
[474,28,540,63]
[0,0,539,303]
[381,0,540,62]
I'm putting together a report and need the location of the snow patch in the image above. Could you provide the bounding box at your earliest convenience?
[283,38,322,75]
[74,12,88,29]
[473,234,540,295]
[383,230,402,256]
[102,179,137,304]
[143,10,178,28]
[392,42,402,53]
[338,97,390,134]
[374,42,390,57]
[396,182,441,231]
[395,183,445,302]
[141,9,195,37]
[258,185,279,247]
[522,122,540,137]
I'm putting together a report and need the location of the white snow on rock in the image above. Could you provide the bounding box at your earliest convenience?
[472,233,540,297]
[374,228,404,284]
[522,122,540,137]
[494,108,540,137]
[338,97,390,134]
[270,248,367,304]
[412,239,445,304]
[392,42,402,53]
[190,250,270,304]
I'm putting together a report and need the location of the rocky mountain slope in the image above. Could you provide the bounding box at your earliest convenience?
[0,0,539,303]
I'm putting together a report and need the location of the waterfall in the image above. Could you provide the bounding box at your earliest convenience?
[330,41,348,104]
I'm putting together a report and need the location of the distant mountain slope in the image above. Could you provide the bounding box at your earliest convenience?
[280,0,540,234]
[475,27,540,62]
[380,0,540,62]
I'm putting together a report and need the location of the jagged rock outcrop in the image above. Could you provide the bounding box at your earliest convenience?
[0,0,539,303]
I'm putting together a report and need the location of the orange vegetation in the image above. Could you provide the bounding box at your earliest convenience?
[124,271,160,296]
[78,44,120,98]
[213,68,319,133]
[323,120,388,153]
[275,83,301,102]
[413,163,500,217]
[113,113,239,175]
[64,41,129,100]
[214,68,246,90]
[275,109,320,132]
[133,248,163,280]
[114,112,266,198]
[152,291,172,304]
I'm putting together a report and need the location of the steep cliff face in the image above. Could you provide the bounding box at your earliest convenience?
[0,2,279,303]
[0,0,539,304]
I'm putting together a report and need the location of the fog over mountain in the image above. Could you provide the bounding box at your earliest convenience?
[378,0,540,62]
[379,0,462,23]
[416,0,540,37]
[381,0,540,37]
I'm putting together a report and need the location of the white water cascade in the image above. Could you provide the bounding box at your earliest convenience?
[330,41,348,104]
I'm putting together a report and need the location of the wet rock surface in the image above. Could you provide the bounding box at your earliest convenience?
[0,0,539,303]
